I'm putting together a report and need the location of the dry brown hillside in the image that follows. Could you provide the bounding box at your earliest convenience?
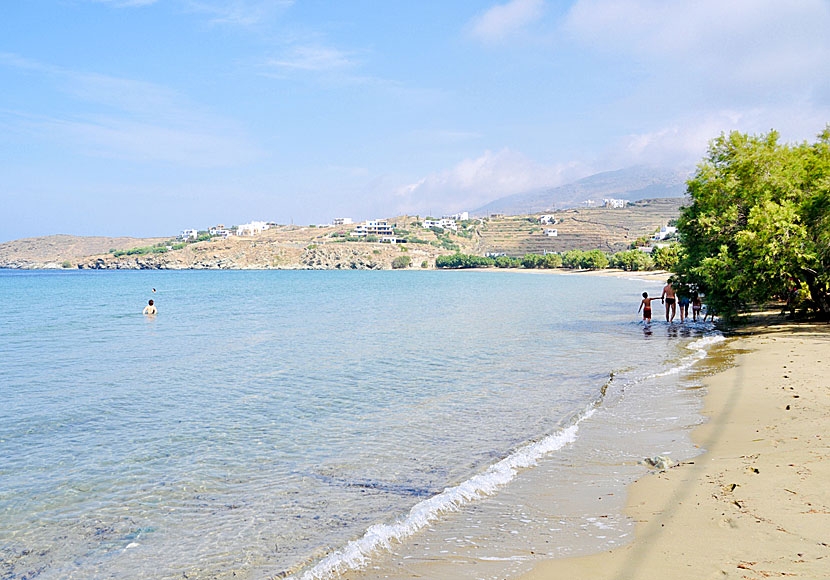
[0,235,167,268]
[0,199,684,269]
[475,198,685,257]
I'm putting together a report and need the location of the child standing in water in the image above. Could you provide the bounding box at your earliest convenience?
[638,292,660,322]
[692,293,702,322]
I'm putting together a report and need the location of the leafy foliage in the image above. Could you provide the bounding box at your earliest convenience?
[391,255,411,269]
[435,254,495,269]
[677,127,830,317]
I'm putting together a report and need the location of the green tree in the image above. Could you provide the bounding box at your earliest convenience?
[391,255,411,269]
[541,253,562,268]
[580,249,609,270]
[561,249,585,269]
[521,253,544,269]
[677,127,830,317]
[652,245,681,271]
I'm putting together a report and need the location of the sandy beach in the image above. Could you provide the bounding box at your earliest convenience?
[453,267,672,282]
[523,317,830,580]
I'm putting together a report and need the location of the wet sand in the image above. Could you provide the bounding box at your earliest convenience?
[523,317,830,580]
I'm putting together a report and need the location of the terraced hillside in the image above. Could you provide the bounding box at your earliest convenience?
[475,198,685,257]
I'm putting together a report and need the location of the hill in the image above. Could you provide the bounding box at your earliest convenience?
[0,200,685,269]
[473,197,685,257]
[472,165,690,216]
[0,235,167,269]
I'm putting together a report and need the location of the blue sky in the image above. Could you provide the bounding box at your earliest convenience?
[2,0,829,241]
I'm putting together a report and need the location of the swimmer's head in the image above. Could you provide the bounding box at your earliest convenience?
[642,292,648,298]
[148,299,154,305]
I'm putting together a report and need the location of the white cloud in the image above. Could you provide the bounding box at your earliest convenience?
[468,0,545,43]
[183,0,294,26]
[564,0,830,91]
[605,105,830,168]
[265,45,354,72]
[392,149,588,215]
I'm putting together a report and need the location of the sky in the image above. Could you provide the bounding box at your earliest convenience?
[1,0,829,241]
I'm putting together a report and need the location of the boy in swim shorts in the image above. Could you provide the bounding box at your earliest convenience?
[639,292,659,322]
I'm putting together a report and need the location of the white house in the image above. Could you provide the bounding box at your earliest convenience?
[544,228,558,237]
[447,211,469,221]
[539,214,555,224]
[333,217,353,225]
[210,228,233,238]
[180,229,199,240]
[582,200,599,208]
[354,220,394,237]
[653,226,678,240]
[237,221,270,236]
[422,218,457,231]
[603,198,627,208]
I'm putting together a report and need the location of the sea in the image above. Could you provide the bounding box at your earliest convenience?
[0,269,725,580]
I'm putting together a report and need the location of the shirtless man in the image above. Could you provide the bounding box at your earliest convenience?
[661,279,676,322]
[143,299,157,315]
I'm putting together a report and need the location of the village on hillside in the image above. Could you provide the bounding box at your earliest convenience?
[0,198,683,270]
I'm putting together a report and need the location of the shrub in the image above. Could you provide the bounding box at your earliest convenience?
[580,249,609,270]
[521,253,544,269]
[61,261,72,268]
[561,250,585,269]
[542,253,562,268]
[392,255,411,269]
[421,260,428,268]
[435,253,495,269]
[494,256,516,268]
[610,250,654,271]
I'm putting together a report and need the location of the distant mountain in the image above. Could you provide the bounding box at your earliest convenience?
[472,165,691,216]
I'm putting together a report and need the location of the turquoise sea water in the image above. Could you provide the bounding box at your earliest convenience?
[0,270,718,579]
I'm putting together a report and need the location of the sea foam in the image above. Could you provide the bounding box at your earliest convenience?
[295,410,595,580]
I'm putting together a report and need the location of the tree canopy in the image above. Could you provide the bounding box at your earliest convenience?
[676,127,830,318]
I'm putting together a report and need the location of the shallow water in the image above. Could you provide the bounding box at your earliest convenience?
[0,270,717,579]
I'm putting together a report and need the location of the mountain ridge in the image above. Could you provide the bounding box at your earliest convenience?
[472,165,691,216]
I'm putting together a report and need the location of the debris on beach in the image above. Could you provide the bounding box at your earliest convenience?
[641,455,675,471]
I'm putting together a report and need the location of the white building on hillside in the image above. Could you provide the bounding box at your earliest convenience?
[653,226,678,240]
[603,198,627,208]
[544,228,558,237]
[539,214,555,224]
[210,228,233,238]
[180,229,199,240]
[447,211,469,221]
[422,218,457,231]
[354,220,394,237]
[237,221,270,236]
[333,217,353,225]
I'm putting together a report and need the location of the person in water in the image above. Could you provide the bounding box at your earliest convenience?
[661,278,677,322]
[143,299,157,315]
[638,292,660,322]
[678,292,691,323]
[692,293,702,322]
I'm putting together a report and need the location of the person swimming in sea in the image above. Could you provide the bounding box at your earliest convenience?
[638,292,660,322]
[143,299,157,315]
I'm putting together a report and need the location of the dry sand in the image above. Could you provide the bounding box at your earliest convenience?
[523,318,830,580]
[453,267,671,282]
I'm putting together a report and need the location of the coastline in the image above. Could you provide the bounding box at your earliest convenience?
[449,267,670,282]
[522,316,830,579]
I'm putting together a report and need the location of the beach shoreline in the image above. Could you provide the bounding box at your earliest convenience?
[522,315,830,580]
[445,266,671,282]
